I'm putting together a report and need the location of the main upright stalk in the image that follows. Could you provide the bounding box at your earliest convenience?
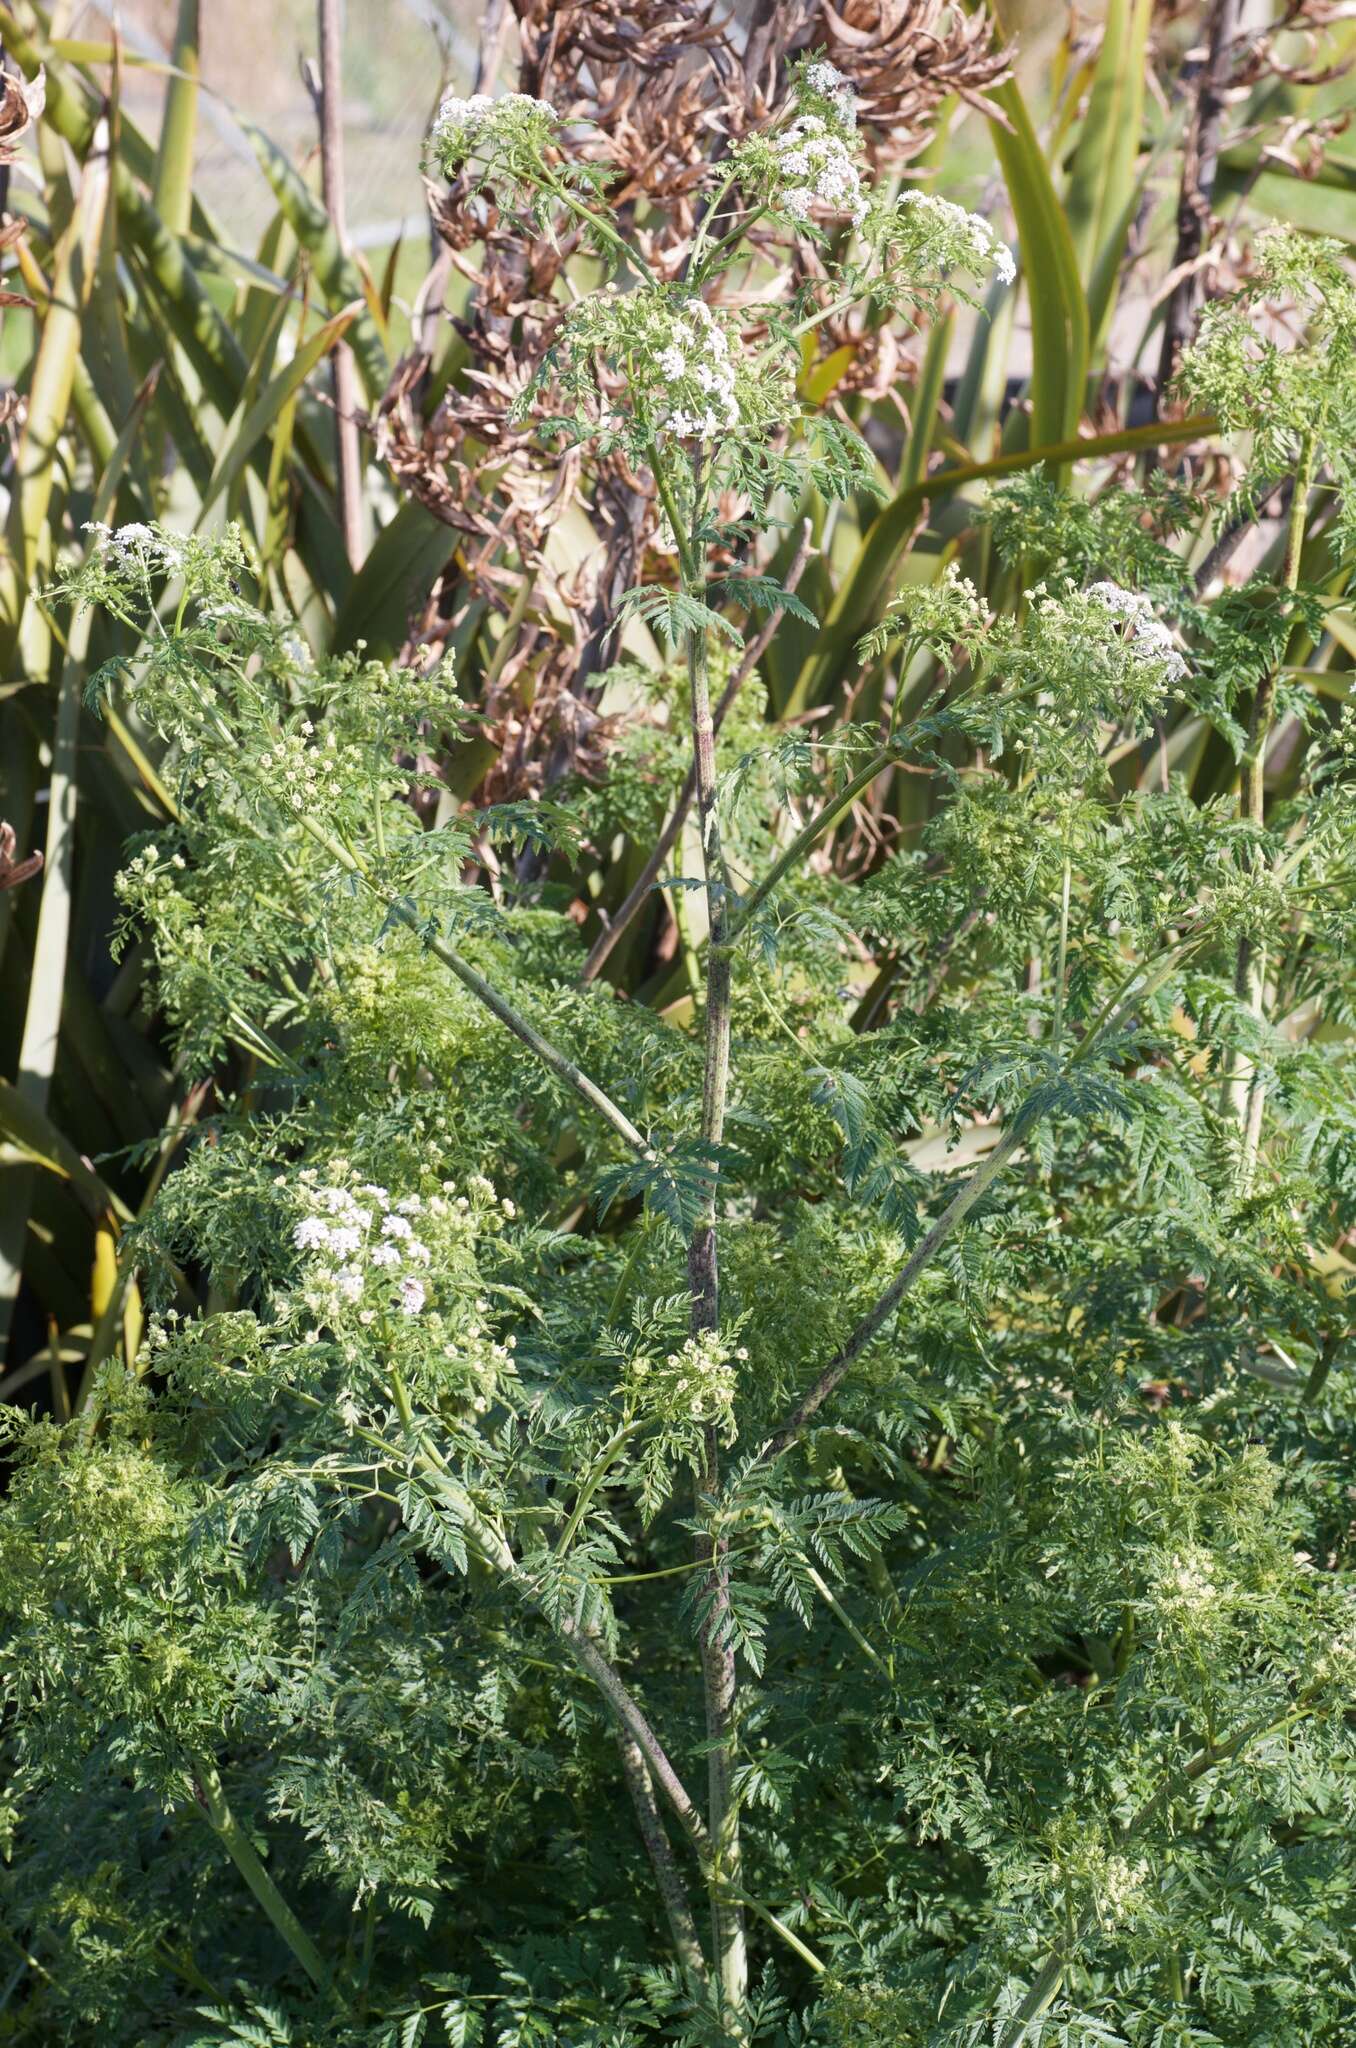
[1227,431,1314,1187]
[684,570,747,2029]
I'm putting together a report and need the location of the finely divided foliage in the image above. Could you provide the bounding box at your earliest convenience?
[4,31,1356,2048]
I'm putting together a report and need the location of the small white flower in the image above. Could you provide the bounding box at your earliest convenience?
[294,1217,330,1251]
[806,59,848,95]
[1087,582,1190,685]
[398,1276,427,1316]
[382,1214,414,1241]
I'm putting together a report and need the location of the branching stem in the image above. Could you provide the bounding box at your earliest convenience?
[994,1694,1318,2047]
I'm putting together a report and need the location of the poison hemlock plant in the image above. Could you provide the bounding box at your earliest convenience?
[4,60,1356,2048]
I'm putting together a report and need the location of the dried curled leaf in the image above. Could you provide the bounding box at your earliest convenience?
[0,820,42,893]
[0,66,44,164]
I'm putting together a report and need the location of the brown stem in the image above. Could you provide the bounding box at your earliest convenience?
[615,1728,710,1987]
[317,0,363,568]
[581,525,814,984]
[554,1610,711,1857]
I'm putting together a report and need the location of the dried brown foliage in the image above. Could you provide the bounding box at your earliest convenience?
[373,0,1007,798]
[0,67,43,165]
[0,820,42,894]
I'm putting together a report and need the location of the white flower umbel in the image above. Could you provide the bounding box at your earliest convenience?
[427,89,558,178]
[547,285,795,451]
[291,1175,435,1321]
[1154,1543,1227,1632]
[624,1328,741,1440]
[869,189,1015,293]
[84,520,186,574]
[773,115,867,227]
[862,560,992,672]
[802,59,858,131]
[1086,581,1190,685]
[728,54,868,232]
[64,518,250,626]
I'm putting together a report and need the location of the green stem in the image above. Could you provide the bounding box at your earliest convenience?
[551,181,660,286]
[782,286,867,348]
[378,1368,712,1855]
[696,201,772,276]
[806,1563,889,1675]
[758,920,1219,1458]
[731,745,898,938]
[1300,1330,1343,1408]
[683,556,747,2026]
[190,1760,335,1997]
[687,166,742,274]
[479,566,534,697]
[114,645,656,1167]
[1229,429,1315,1187]
[295,815,654,1163]
[728,1892,826,1975]
[993,1695,1316,2048]
[206,1357,813,1985]
[727,664,1023,945]
[1240,433,1314,830]
[555,1418,645,1559]
[1051,853,1072,1054]
[580,521,815,987]
[762,1101,1041,1456]
[651,455,699,585]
